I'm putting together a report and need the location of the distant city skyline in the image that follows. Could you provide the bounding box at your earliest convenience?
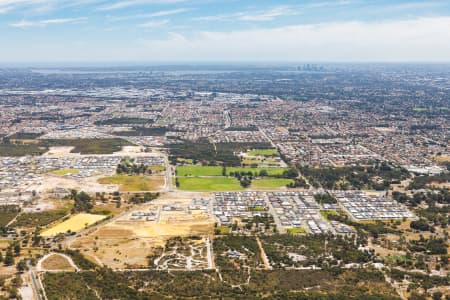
[1,0,450,63]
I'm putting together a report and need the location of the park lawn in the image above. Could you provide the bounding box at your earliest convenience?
[41,213,107,237]
[178,177,244,191]
[52,168,81,176]
[286,227,307,234]
[148,165,166,172]
[320,210,337,221]
[177,158,194,164]
[98,175,163,191]
[177,165,223,176]
[247,149,278,156]
[215,226,231,235]
[242,157,280,166]
[251,178,293,189]
[227,167,287,176]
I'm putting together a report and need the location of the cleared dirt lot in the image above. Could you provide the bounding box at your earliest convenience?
[70,191,214,269]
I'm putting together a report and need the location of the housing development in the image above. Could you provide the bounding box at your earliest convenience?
[0,65,449,300]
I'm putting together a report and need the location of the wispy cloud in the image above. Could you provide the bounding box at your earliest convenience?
[137,17,450,62]
[98,0,184,11]
[0,0,45,13]
[240,6,298,22]
[194,5,298,22]
[0,0,100,14]
[137,19,169,28]
[108,8,190,22]
[10,17,87,28]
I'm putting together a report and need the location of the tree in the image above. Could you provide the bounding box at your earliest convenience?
[16,260,28,272]
[282,168,299,179]
[13,243,21,256]
[259,170,268,177]
[4,248,14,266]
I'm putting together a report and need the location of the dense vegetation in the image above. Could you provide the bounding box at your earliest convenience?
[43,138,133,154]
[169,139,272,166]
[12,208,69,228]
[0,205,20,227]
[128,192,159,204]
[299,162,410,190]
[408,173,450,190]
[116,158,154,175]
[0,142,47,156]
[0,138,132,156]
[261,234,372,268]
[94,117,152,125]
[43,267,400,300]
[113,126,170,136]
[7,132,43,139]
[69,190,94,213]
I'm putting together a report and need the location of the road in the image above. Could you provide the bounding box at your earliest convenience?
[163,153,173,192]
[264,194,285,233]
[28,262,43,300]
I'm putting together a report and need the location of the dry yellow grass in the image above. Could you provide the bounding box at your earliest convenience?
[98,175,164,191]
[41,213,107,237]
[434,155,450,162]
[41,254,75,271]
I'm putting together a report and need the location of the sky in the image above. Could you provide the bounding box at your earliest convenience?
[1,0,450,63]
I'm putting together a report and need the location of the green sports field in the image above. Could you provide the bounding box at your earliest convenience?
[251,178,293,189]
[176,165,223,176]
[247,149,278,156]
[52,169,81,176]
[177,177,244,191]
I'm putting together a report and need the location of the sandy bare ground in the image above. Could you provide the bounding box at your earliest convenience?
[43,146,164,157]
[42,146,77,156]
[70,191,214,269]
[36,174,118,193]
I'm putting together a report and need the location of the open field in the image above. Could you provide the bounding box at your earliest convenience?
[251,178,293,189]
[434,155,450,162]
[41,213,107,237]
[177,165,288,177]
[98,175,164,191]
[70,194,214,269]
[247,149,278,156]
[227,167,288,176]
[176,165,223,176]
[41,254,76,271]
[286,227,307,234]
[177,177,243,191]
[148,165,166,172]
[52,168,81,176]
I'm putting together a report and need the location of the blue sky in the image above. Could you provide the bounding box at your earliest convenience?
[1,0,450,63]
